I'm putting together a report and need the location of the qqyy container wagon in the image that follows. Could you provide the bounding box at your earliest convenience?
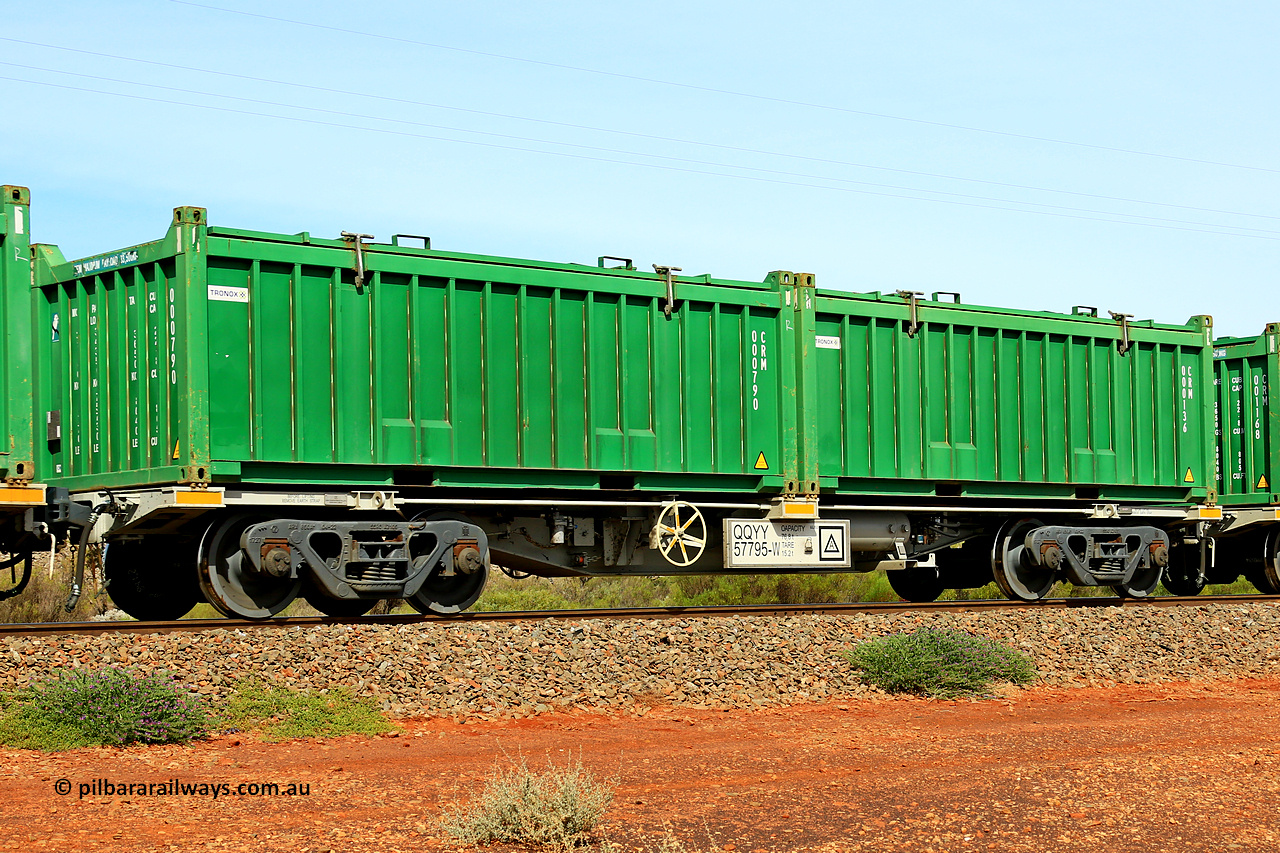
[8,188,1221,618]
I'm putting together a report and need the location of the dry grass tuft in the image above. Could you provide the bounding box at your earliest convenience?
[442,755,613,850]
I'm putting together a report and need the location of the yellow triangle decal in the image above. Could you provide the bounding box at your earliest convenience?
[1184,468,1195,483]
[172,440,181,460]
[754,451,769,471]
[1259,474,1270,490]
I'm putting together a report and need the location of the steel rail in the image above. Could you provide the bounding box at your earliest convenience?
[3,594,1277,639]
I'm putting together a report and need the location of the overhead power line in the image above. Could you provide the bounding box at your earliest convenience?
[5,60,1278,237]
[167,0,1280,176]
[5,37,1279,226]
[3,73,1276,243]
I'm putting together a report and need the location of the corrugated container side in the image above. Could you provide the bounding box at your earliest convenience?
[1213,328,1280,505]
[35,216,801,493]
[200,233,794,490]
[811,291,1215,500]
[0,186,34,481]
[34,208,211,489]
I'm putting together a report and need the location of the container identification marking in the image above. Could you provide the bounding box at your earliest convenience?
[815,335,841,350]
[72,249,139,277]
[1179,364,1196,434]
[208,285,250,303]
[748,329,768,412]
[724,519,850,568]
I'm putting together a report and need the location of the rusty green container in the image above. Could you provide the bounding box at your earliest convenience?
[1212,327,1280,506]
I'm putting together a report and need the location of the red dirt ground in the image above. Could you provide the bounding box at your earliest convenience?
[2,679,1279,852]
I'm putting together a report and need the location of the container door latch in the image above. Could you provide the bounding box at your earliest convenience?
[341,231,375,292]
[1109,311,1133,355]
[653,265,682,320]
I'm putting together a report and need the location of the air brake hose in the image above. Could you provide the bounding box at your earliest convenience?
[63,505,104,612]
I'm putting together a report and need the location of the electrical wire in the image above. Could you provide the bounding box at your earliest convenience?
[5,36,1278,224]
[7,60,1276,236]
[168,0,1280,176]
[3,72,1276,242]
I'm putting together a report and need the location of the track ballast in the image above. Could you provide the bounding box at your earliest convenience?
[4,593,1277,638]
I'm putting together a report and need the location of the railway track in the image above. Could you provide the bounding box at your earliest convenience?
[4,593,1278,638]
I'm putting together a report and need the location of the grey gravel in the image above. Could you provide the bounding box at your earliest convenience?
[3,602,1279,719]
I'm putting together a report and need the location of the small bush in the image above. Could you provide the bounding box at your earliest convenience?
[663,572,895,606]
[845,627,1036,698]
[0,667,207,750]
[0,547,113,624]
[442,756,613,850]
[222,682,393,740]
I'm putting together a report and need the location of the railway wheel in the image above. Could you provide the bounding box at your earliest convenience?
[1160,540,1206,596]
[0,550,32,602]
[198,515,301,619]
[1111,560,1162,598]
[887,564,944,602]
[301,578,377,617]
[104,539,201,621]
[935,537,997,590]
[1254,528,1280,594]
[405,511,491,615]
[408,558,489,615]
[991,518,1055,602]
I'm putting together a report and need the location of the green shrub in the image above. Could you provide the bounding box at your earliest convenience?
[472,585,584,612]
[470,566,1266,611]
[0,667,207,750]
[845,627,1036,698]
[662,572,895,606]
[441,756,613,850]
[222,682,393,740]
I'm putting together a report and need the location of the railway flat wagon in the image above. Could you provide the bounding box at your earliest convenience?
[25,195,816,619]
[802,287,1217,600]
[1,186,1223,619]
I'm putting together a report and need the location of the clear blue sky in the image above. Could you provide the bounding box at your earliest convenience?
[4,1,1277,336]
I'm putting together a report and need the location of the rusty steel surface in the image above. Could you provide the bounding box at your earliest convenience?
[3,594,1277,639]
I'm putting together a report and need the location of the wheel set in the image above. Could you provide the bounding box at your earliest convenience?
[892,519,1186,604]
[101,513,493,622]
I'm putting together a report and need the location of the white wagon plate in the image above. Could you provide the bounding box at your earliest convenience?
[723,519,850,568]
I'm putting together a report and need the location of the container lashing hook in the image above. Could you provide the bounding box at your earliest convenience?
[653,265,682,320]
[341,231,375,292]
[1109,311,1134,355]
[895,290,923,338]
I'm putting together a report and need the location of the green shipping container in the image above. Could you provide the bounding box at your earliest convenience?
[1213,327,1280,506]
[806,291,1216,503]
[0,186,47,562]
[0,187,35,482]
[23,196,1216,505]
[31,207,811,494]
